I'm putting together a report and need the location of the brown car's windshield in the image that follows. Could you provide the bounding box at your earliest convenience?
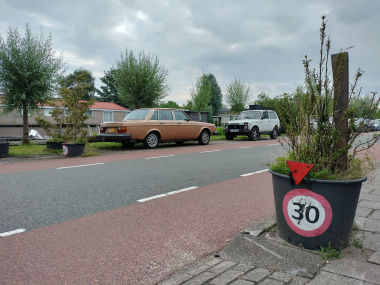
[124,109,149,120]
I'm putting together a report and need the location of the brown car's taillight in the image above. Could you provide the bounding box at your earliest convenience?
[100,127,106,133]
[117,127,127,133]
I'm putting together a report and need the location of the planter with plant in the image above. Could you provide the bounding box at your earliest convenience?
[270,17,379,249]
[35,101,66,150]
[0,139,10,158]
[61,74,94,157]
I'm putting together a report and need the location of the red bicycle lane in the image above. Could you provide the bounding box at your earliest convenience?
[0,171,274,284]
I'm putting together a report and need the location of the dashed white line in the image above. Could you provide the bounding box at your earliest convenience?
[200,150,221,154]
[0,228,26,237]
[56,163,104,170]
[137,186,198,203]
[239,146,255,149]
[240,169,269,177]
[144,155,175,160]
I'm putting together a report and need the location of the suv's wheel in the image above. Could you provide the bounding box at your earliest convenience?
[225,133,234,140]
[198,130,210,145]
[144,132,160,149]
[248,127,259,141]
[270,127,279,140]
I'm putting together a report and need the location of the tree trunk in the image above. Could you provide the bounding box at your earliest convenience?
[22,104,30,144]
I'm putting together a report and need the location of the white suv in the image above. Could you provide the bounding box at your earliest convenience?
[224,110,280,141]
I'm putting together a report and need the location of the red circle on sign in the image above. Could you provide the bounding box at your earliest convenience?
[283,189,332,237]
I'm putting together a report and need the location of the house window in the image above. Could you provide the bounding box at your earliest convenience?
[44,108,53,117]
[103,111,113,122]
[85,110,93,117]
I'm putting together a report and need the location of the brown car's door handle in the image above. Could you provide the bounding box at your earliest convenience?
[160,123,164,125]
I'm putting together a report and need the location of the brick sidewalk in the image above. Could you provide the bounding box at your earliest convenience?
[160,166,380,285]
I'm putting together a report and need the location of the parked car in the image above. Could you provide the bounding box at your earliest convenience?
[224,109,280,141]
[370,119,380,131]
[96,108,218,149]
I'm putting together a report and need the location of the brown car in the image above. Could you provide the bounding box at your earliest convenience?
[96,108,218,149]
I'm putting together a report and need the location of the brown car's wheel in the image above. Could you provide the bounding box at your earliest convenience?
[144,132,160,149]
[198,130,210,145]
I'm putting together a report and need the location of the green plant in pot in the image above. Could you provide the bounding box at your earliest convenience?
[35,100,66,150]
[270,16,379,250]
[61,73,94,157]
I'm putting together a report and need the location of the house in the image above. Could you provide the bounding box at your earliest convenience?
[0,95,129,138]
[212,108,239,126]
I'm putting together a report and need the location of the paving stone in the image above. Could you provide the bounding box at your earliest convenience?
[209,269,243,285]
[209,261,236,274]
[183,271,218,285]
[202,256,224,267]
[359,200,380,210]
[361,187,375,194]
[363,231,380,251]
[356,207,373,218]
[355,217,380,233]
[368,210,380,220]
[258,278,284,285]
[289,276,309,285]
[229,280,255,285]
[186,264,212,275]
[242,268,272,282]
[323,258,380,284]
[360,194,380,202]
[269,271,294,283]
[159,273,193,285]
[233,264,255,273]
[309,271,373,285]
[368,251,380,265]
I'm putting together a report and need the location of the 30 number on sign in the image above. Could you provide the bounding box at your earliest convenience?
[283,189,332,237]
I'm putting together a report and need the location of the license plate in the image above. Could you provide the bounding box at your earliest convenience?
[107,128,117,133]
[230,129,239,132]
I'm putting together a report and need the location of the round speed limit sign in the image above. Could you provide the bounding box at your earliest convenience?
[283,189,332,237]
[62,145,69,157]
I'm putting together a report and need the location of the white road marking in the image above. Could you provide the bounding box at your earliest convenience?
[144,155,175,160]
[0,228,26,237]
[240,169,269,177]
[200,150,221,154]
[137,186,198,203]
[56,163,104,170]
[267,143,280,146]
[239,146,255,149]
[244,236,284,259]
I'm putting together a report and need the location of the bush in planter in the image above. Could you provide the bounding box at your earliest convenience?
[35,100,66,150]
[270,16,379,249]
[61,73,95,156]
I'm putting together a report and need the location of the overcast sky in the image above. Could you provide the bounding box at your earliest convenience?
[0,0,379,105]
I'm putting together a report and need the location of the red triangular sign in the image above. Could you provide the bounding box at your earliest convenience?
[286,161,314,185]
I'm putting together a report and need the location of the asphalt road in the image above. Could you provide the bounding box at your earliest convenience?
[0,141,284,234]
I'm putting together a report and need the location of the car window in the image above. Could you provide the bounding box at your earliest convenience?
[237,111,261,120]
[150,110,158,120]
[268,111,277,119]
[261,111,268,119]
[174,110,189,121]
[124,109,149,120]
[159,110,173,120]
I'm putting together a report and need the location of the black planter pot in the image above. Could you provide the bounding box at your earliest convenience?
[62,143,85,157]
[0,142,10,158]
[46,141,63,150]
[270,170,366,249]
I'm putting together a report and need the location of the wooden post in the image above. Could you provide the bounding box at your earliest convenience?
[331,52,349,170]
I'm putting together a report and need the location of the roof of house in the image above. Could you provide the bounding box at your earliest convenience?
[90,101,127,111]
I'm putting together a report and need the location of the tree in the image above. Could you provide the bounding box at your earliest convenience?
[114,50,169,109]
[190,75,212,113]
[97,68,126,107]
[225,79,251,113]
[203,73,222,116]
[0,24,63,144]
[159,100,181,108]
[60,68,97,101]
